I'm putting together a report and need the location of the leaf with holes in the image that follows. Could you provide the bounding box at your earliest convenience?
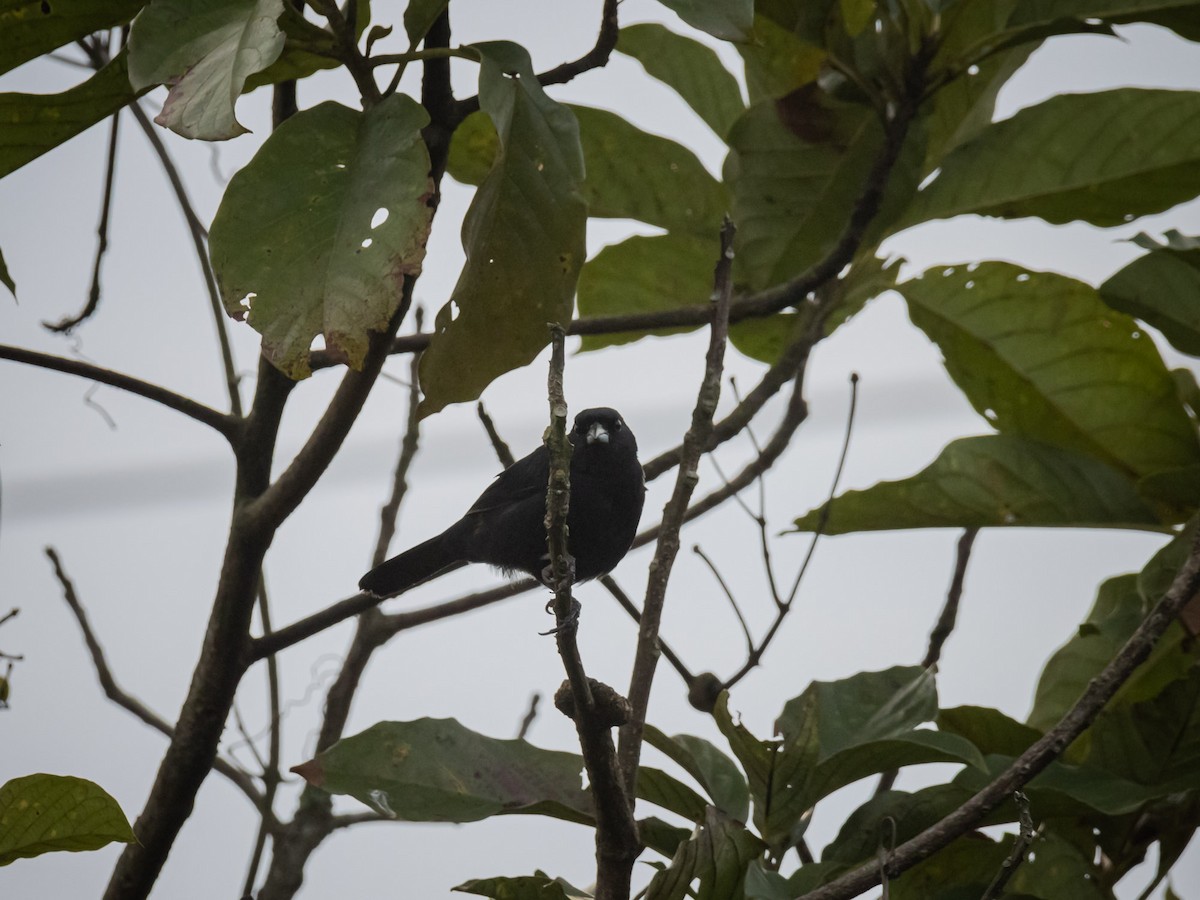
[616,23,745,139]
[898,90,1200,229]
[1101,237,1200,357]
[0,0,145,77]
[901,263,1200,480]
[0,774,136,865]
[792,435,1166,534]
[210,95,432,379]
[419,43,586,417]
[0,52,143,179]
[128,0,286,140]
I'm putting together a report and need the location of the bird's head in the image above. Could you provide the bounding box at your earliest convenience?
[572,407,637,453]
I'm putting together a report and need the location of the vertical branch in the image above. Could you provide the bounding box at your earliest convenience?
[923,528,979,669]
[618,220,735,790]
[545,326,640,900]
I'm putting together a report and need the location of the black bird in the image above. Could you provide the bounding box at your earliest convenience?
[359,407,645,597]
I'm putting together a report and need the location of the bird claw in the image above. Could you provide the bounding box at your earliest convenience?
[540,554,576,592]
[540,598,582,636]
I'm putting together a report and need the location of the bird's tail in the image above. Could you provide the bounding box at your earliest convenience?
[358,531,462,597]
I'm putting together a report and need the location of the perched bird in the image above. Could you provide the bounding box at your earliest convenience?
[359,407,645,597]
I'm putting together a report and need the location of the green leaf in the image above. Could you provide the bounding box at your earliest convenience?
[0,246,15,300]
[711,693,783,841]
[128,0,287,140]
[654,0,754,41]
[0,52,140,180]
[793,435,1165,534]
[822,785,969,867]
[839,0,875,36]
[418,41,586,417]
[576,233,714,351]
[937,705,1043,757]
[637,766,711,822]
[616,23,745,139]
[1029,574,1145,732]
[0,0,145,77]
[404,0,448,45]
[0,774,135,865]
[736,16,827,103]
[448,106,726,236]
[292,719,593,823]
[639,816,693,859]
[210,95,433,379]
[1008,831,1106,900]
[1007,0,1200,33]
[900,263,1200,480]
[745,860,846,899]
[900,90,1200,229]
[454,871,591,899]
[644,806,765,900]
[644,725,751,822]
[1101,238,1200,357]
[241,4,339,93]
[725,93,883,289]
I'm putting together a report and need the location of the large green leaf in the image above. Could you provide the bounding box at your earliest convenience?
[616,23,745,139]
[418,42,586,417]
[576,233,714,350]
[0,52,141,179]
[210,95,433,379]
[454,871,591,899]
[128,0,286,140]
[292,719,594,823]
[0,774,135,865]
[0,0,145,77]
[654,0,754,41]
[1101,236,1200,357]
[822,785,970,868]
[725,94,883,289]
[736,15,826,102]
[448,106,726,236]
[644,806,765,900]
[644,725,751,822]
[792,435,1165,534]
[900,263,1200,480]
[899,90,1200,229]
[937,705,1043,758]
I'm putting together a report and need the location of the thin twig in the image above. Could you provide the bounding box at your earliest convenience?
[476,401,516,467]
[923,528,979,670]
[0,344,239,441]
[373,310,424,567]
[979,792,1035,900]
[693,545,754,654]
[516,693,541,741]
[618,219,735,795]
[314,0,382,105]
[796,530,1200,900]
[0,609,17,628]
[44,109,120,334]
[44,547,269,815]
[719,373,858,693]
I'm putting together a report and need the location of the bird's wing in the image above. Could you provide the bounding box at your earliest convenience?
[464,444,549,516]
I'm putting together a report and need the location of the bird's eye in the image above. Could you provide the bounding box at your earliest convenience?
[612,419,623,431]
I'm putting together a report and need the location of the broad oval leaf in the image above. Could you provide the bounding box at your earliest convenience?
[418,42,586,417]
[128,0,287,140]
[654,0,754,42]
[644,806,765,900]
[0,774,135,865]
[0,0,144,77]
[448,106,726,236]
[1101,239,1200,357]
[644,725,751,823]
[900,263,1200,480]
[899,90,1200,229]
[292,719,593,823]
[210,94,433,379]
[792,435,1166,534]
[0,52,142,180]
[616,23,745,139]
[576,233,714,351]
[455,871,591,899]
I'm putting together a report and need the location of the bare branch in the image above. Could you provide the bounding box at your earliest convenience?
[796,529,1200,900]
[693,545,754,654]
[44,547,268,814]
[618,219,735,793]
[979,792,1035,900]
[923,528,979,670]
[43,108,120,334]
[476,401,516,467]
[373,315,424,568]
[598,575,696,689]
[313,0,382,105]
[515,692,541,741]
[0,344,239,441]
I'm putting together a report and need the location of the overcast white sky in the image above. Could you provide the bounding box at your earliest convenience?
[3,2,1200,897]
